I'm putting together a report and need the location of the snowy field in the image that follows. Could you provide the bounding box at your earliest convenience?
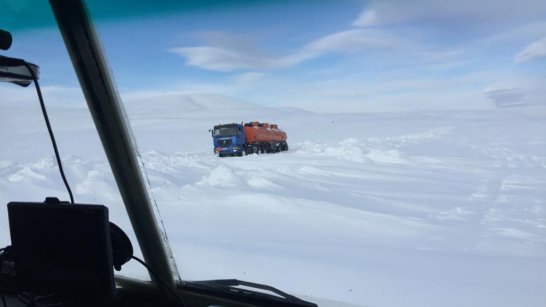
[1,94,546,307]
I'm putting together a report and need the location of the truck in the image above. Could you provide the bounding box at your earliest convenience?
[210,121,289,157]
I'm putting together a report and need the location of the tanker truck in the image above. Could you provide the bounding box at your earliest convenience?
[210,121,289,157]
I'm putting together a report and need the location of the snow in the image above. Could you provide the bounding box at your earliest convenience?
[1,93,546,307]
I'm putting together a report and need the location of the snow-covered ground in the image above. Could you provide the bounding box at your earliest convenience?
[1,94,546,307]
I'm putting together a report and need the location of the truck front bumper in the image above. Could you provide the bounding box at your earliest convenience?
[215,146,243,156]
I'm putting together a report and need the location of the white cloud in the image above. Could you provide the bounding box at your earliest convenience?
[304,29,401,53]
[353,0,546,27]
[352,9,377,27]
[169,29,429,72]
[515,37,546,63]
[169,43,317,72]
[484,85,526,107]
[232,72,266,84]
[481,22,546,44]
[169,47,277,71]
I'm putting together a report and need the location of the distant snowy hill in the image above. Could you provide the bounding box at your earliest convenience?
[123,93,303,153]
[1,93,546,307]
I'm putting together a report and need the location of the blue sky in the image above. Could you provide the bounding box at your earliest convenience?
[1,0,546,112]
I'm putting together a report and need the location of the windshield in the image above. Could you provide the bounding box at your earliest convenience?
[213,125,239,137]
[1,1,546,307]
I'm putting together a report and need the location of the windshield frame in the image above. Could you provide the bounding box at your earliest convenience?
[49,0,177,287]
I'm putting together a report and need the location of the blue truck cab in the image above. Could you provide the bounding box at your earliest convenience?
[210,123,246,157]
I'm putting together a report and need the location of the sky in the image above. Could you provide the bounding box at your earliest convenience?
[1,0,546,113]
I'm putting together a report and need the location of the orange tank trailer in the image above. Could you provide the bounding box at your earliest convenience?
[244,121,287,143]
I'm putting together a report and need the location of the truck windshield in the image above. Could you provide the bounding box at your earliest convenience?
[213,126,238,137]
[2,1,546,307]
